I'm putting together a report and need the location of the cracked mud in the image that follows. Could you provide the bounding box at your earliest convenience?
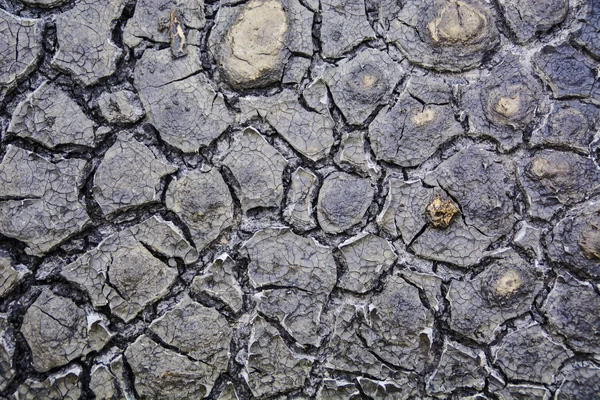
[1,0,600,398]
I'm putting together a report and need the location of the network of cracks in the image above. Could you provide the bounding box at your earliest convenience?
[1,0,600,398]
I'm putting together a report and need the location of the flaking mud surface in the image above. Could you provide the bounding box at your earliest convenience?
[1,0,600,398]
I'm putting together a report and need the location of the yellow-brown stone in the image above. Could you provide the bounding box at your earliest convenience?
[426,196,458,229]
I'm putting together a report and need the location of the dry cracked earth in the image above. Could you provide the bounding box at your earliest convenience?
[1,0,600,398]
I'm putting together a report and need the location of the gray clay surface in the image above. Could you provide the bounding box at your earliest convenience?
[0,0,599,398]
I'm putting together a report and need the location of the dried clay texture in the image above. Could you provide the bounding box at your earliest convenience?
[1,0,600,398]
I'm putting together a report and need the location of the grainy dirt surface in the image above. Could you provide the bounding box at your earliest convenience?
[1,0,600,398]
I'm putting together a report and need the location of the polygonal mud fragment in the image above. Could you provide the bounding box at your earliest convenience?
[0,315,15,392]
[519,150,600,221]
[322,48,403,125]
[370,78,463,167]
[223,128,288,213]
[414,146,517,264]
[531,101,600,153]
[284,167,318,231]
[533,43,600,100]
[128,216,199,264]
[493,323,573,384]
[495,384,550,400]
[400,270,443,312]
[243,228,336,346]
[338,233,397,293]
[90,353,126,400]
[255,288,330,346]
[358,376,417,400]
[134,48,233,152]
[0,255,28,298]
[513,221,543,258]
[324,302,396,378]
[149,295,231,382]
[373,0,404,32]
[328,291,423,378]
[542,273,600,355]
[0,10,42,102]
[276,0,315,56]
[192,254,244,313]
[239,90,334,161]
[387,0,500,71]
[61,216,195,322]
[166,168,234,250]
[245,316,313,397]
[20,289,111,372]
[394,246,434,276]
[358,273,434,372]
[98,90,145,124]
[426,340,489,395]
[461,55,547,149]
[303,78,330,114]
[406,75,456,104]
[273,0,315,57]
[573,0,600,59]
[210,0,313,89]
[8,81,96,148]
[125,335,214,399]
[556,362,600,399]
[380,147,516,267]
[51,0,126,86]
[14,366,82,400]
[390,179,493,267]
[93,134,177,215]
[320,0,376,58]
[316,379,360,399]
[317,172,374,234]
[282,56,311,84]
[376,179,433,240]
[498,0,568,43]
[136,45,201,86]
[123,0,205,48]
[0,145,90,256]
[547,200,600,278]
[448,252,542,343]
[335,132,380,177]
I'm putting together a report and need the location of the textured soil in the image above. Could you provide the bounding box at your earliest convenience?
[1,0,600,398]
